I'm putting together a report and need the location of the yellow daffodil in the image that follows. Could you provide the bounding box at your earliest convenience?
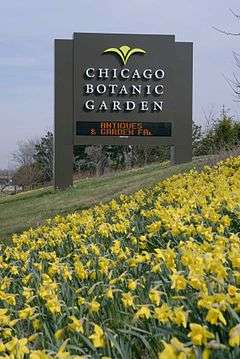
[19,306,35,320]
[228,285,237,297]
[128,279,137,291]
[68,315,84,333]
[188,323,214,345]
[154,304,172,323]
[206,307,226,326]
[54,328,65,341]
[0,341,5,352]
[229,324,240,347]
[89,324,105,348]
[106,287,113,300]
[134,305,151,320]
[5,337,29,359]
[122,292,134,308]
[173,307,188,328]
[29,351,52,359]
[158,337,192,359]
[1,156,240,356]
[149,288,161,306]
[88,299,100,313]
[170,272,187,291]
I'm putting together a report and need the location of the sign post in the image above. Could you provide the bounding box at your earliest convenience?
[54,33,193,189]
[54,39,73,189]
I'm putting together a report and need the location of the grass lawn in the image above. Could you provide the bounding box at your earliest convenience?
[0,156,216,240]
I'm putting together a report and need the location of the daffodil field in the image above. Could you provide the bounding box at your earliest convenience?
[1,157,240,358]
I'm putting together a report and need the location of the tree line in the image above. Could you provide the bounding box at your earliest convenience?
[10,106,240,191]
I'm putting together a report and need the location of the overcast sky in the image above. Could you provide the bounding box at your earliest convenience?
[1,0,240,168]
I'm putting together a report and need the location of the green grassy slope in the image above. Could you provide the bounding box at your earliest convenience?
[0,156,213,240]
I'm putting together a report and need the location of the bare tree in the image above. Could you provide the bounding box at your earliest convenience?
[213,9,240,36]
[85,145,109,176]
[122,146,134,169]
[12,138,39,167]
[11,137,41,191]
[214,9,240,100]
[12,163,42,191]
[132,145,154,166]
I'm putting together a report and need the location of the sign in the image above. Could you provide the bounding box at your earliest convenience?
[76,122,172,137]
[54,33,193,189]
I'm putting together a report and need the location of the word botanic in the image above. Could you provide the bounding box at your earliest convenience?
[83,67,165,113]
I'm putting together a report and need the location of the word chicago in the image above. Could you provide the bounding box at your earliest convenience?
[83,67,166,113]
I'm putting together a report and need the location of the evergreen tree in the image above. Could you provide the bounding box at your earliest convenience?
[195,107,240,155]
[34,131,53,182]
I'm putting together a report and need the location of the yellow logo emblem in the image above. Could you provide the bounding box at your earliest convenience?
[103,45,146,65]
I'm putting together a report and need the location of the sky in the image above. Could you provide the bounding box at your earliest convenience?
[0,0,240,169]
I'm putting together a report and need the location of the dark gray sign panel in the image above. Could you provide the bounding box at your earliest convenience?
[54,33,193,189]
